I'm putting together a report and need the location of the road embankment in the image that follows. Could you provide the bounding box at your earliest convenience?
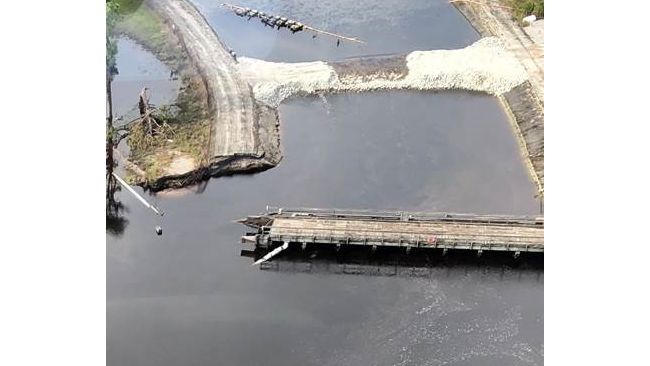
[127,0,281,190]
[237,37,527,108]
[452,1,544,195]
[129,0,541,192]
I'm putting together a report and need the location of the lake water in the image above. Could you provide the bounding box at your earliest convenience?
[107,1,543,365]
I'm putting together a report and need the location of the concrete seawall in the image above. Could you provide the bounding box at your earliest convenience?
[499,82,544,192]
[452,1,544,195]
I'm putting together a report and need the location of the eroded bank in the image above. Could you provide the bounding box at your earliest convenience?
[120,0,541,192]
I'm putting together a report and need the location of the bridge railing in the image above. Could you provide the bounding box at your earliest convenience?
[264,206,543,225]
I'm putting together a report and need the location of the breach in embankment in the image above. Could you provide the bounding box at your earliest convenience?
[118,0,281,191]
[120,0,535,192]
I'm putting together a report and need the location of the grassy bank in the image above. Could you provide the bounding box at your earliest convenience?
[126,75,211,183]
[109,0,213,185]
[113,0,182,70]
[504,0,544,22]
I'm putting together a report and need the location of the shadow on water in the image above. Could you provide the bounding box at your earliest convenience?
[106,122,129,235]
[106,59,128,236]
[242,245,543,278]
[106,169,129,236]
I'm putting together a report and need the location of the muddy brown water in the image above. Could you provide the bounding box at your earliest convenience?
[107,1,543,365]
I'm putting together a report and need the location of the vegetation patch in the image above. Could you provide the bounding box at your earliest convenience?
[113,0,184,70]
[114,0,144,15]
[126,76,211,184]
[504,0,544,22]
[108,0,213,186]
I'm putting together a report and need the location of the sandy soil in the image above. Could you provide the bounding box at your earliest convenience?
[453,1,544,103]
[238,37,528,108]
[164,151,196,175]
[524,19,544,48]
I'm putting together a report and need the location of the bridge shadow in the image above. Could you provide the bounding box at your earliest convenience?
[241,244,543,278]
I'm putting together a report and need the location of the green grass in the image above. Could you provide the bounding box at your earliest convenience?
[126,76,212,184]
[113,1,186,71]
[114,3,167,52]
[114,0,144,15]
[109,0,212,184]
[505,0,544,21]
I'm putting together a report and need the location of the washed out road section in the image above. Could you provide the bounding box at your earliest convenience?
[143,0,533,191]
[148,0,276,160]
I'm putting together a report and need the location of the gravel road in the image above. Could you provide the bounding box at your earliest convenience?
[149,0,263,159]
[144,0,533,190]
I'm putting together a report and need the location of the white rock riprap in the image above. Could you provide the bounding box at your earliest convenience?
[238,37,528,108]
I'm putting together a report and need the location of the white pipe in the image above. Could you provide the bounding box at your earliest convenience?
[253,242,289,266]
[111,172,164,216]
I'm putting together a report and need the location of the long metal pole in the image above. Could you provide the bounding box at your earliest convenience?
[111,172,164,216]
[253,242,289,266]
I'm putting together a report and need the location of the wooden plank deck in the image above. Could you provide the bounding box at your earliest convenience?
[240,208,544,254]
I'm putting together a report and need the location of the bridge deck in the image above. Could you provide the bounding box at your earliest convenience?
[240,208,543,253]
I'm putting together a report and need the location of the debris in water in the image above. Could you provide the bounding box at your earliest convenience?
[221,3,365,44]
[253,242,289,265]
[111,172,164,216]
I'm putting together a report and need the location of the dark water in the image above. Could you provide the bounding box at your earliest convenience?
[194,0,477,62]
[107,1,543,365]
[111,38,180,121]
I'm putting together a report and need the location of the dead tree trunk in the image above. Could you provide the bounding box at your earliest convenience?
[106,68,113,126]
[139,87,158,135]
[106,68,115,177]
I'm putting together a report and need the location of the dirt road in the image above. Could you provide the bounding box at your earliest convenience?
[452,0,544,103]
[452,1,544,195]
[149,0,264,158]
[142,0,539,191]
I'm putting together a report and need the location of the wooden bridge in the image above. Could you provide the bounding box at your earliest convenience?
[239,207,543,258]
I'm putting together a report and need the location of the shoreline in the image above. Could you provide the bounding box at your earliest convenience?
[114,0,282,191]
[451,1,544,196]
[119,0,543,194]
